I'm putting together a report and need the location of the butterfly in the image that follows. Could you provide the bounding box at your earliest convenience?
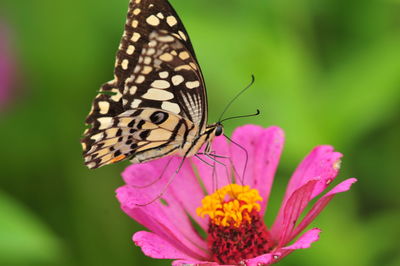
[81,0,224,169]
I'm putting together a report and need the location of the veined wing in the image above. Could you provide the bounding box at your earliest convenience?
[81,0,209,168]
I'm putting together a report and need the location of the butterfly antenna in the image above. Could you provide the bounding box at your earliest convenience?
[219,109,260,123]
[218,75,255,123]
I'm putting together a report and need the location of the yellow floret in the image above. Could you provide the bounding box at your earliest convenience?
[196,184,263,227]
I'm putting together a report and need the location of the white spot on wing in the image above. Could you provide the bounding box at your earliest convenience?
[87,162,96,169]
[98,101,110,114]
[161,101,181,114]
[131,20,139,28]
[147,48,155,56]
[127,45,135,55]
[131,32,141,42]
[136,75,145,84]
[141,66,153,74]
[159,53,173,62]
[178,31,187,41]
[129,86,137,95]
[133,8,141,15]
[179,51,190,60]
[121,59,129,70]
[110,90,122,102]
[142,89,174,101]
[166,16,178,27]
[156,12,164,19]
[186,81,200,89]
[91,132,104,141]
[159,71,169,78]
[144,57,152,65]
[146,15,160,26]
[98,117,113,130]
[172,75,184,86]
[151,80,171,89]
[131,99,142,108]
[157,35,175,42]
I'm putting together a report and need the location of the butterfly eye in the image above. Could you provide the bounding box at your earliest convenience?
[215,125,223,136]
[150,111,169,124]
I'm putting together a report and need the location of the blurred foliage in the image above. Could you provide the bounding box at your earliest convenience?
[0,0,399,265]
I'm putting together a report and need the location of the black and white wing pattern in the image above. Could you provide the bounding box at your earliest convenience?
[81,0,212,169]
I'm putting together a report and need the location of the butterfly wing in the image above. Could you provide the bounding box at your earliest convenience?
[83,108,196,168]
[81,0,208,168]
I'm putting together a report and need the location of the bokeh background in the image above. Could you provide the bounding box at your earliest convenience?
[1,0,399,265]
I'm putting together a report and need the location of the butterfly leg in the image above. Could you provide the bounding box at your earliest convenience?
[195,154,214,167]
[205,151,248,194]
[223,134,249,186]
[204,154,241,197]
[129,157,173,189]
[134,157,187,206]
[197,152,229,159]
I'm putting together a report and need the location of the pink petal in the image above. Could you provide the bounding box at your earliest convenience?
[116,158,209,260]
[172,260,221,266]
[274,228,321,262]
[284,146,342,202]
[271,145,342,243]
[244,252,282,266]
[271,180,319,246]
[290,178,357,239]
[121,156,208,230]
[192,135,232,194]
[117,186,208,260]
[281,228,321,250]
[244,229,321,265]
[231,125,284,214]
[133,231,194,260]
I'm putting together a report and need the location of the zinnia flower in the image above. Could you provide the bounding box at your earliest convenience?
[116,125,357,265]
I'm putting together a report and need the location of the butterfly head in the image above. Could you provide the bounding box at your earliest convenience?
[206,122,224,139]
[215,123,224,136]
[200,123,224,154]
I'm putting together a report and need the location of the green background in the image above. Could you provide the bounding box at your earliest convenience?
[1,0,399,265]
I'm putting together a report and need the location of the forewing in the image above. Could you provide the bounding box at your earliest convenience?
[122,30,207,130]
[117,0,208,128]
[82,0,207,168]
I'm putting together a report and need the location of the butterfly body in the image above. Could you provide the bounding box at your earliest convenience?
[81,0,223,169]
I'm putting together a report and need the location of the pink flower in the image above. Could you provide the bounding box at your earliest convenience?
[116,125,357,265]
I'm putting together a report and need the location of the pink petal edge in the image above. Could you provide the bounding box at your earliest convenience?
[244,252,282,266]
[133,231,195,260]
[290,178,357,239]
[281,228,321,250]
[172,260,221,266]
[285,145,342,202]
[273,228,322,263]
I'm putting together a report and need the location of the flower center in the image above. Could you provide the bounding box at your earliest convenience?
[197,184,274,265]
